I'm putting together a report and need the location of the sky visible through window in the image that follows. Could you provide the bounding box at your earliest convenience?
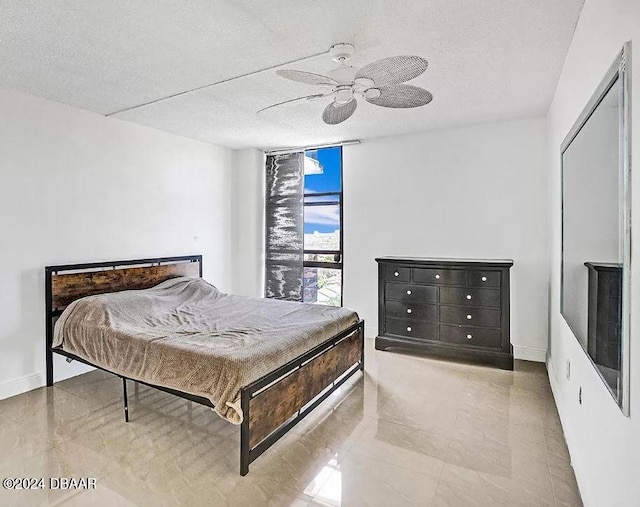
[304,147,341,235]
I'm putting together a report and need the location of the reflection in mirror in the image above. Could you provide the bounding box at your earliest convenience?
[561,45,630,413]
[562,79,621,394]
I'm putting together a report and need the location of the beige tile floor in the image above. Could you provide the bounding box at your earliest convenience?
[0,340,582,506]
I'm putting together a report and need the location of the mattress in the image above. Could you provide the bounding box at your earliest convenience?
[53,277,359,423]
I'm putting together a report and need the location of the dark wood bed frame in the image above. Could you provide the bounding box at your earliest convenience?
[45,255,365,476]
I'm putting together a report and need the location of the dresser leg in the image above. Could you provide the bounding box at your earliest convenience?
[374,337,390,351]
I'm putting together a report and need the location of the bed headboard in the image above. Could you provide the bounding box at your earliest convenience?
[45,254,201,385]
[45,255,202,313]
[46,256,202,312]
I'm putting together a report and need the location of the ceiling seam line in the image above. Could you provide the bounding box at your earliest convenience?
[105,49,330,117]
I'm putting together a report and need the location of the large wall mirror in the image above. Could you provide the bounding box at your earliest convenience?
[561,43,631,415]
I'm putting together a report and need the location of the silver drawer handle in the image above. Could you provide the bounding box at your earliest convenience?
[466,314,472,319]
[466,294,472,300]
[394,271,399,277]
[407,327,412,332]
[481,276,487,282]
[407,309,412,314]
[407,290,412,295]
[435,274,440,279]
[467,334,473,339]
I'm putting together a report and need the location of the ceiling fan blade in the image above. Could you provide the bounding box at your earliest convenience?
[257,93,330,114]
[322,99,357,125]
[355,56,428,86]
[276,69,338,87]
[366,85,433,108]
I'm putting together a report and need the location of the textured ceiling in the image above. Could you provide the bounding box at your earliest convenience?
[0,0,584,150]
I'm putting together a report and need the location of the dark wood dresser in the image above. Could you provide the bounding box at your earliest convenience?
[376,257,514,369]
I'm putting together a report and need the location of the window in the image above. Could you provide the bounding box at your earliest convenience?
[302,147,343,306]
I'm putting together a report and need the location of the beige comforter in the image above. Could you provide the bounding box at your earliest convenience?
[53,277,359,424]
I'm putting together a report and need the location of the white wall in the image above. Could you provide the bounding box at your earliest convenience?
[546,1,640,506]
[0,88,234,399]
[342,118,549,360]
[230,148,264,297]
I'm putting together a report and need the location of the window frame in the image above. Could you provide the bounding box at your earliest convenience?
[302,147,344,306]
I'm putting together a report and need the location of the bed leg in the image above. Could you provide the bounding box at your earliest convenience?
[240,388,250,476]
[46,349,54,387]
[240,448,249,476]
[359,322,365,371]
[122,377,130,423]
[45,268,54,388]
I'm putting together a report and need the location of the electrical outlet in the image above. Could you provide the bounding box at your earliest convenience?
[579,386,582,405]
[566,359,571,380]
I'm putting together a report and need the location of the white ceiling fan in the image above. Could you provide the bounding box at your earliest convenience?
[258,43,433,125]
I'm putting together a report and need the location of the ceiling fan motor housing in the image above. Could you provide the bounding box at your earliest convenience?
[335,86,354,104]
[330,43,355,62]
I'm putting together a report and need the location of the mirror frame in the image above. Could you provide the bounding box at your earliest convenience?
[560,42,632,415]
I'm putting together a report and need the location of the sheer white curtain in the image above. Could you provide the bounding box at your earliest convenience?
[264,152,304,300]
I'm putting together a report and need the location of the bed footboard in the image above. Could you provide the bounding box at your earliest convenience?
[239,319,365,476]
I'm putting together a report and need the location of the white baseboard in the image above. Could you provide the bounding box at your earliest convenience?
[0,360,95,401]
[513,345,547,362]
[547,360,591,507]
[0,372,45,401]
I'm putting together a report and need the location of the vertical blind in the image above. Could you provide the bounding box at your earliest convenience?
[264,152,304,300]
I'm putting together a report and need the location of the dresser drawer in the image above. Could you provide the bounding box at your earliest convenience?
[385,266,411,282]
[439,287,501,308]
[440,325,502,348]
[468,270,501,288]
[385,300,437,322]
[386,318,437,340]
[440,305,501,328]
[386,283,437,303]
[413,268,466,286]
